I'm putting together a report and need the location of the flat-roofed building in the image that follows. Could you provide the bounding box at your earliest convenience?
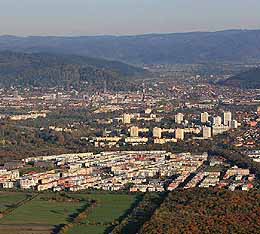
[231,120,238,129]
[123,113,131,124]
[203,126,212,139]
[175,128,184,140]
[130,126,139,137]
[223,111,232,126]
[213,116,222,126]
[200,112,209,123]
[212,125,229,136]
[153,127,162,138]
[175,113,184,124]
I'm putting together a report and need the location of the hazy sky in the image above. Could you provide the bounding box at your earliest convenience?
[0,0,260,36]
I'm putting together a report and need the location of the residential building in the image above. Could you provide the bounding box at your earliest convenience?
[175,128,184,140]
[200,112,209,123]
[213,116,222,126]
[123,113,131,124]
[231,120,238,129]
[153,127,162,138]
[130,126,139,137]
[203,126,212,139]
[223,111,232,126]
[175,113,184,124]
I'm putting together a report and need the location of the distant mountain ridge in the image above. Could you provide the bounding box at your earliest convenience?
[0,51,144,90]
[1,30,260,64]
[218,67,260,89]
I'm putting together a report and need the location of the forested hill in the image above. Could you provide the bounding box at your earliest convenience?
[140,189,260,234]
[0,51,145,90]
[219,67,260,89]
[1,30,260,64]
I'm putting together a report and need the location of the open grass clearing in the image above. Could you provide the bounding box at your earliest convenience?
[0,194,85,225]
[0,192,29,213]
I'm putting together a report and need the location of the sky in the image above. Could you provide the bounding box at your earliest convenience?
[0,0,260,36]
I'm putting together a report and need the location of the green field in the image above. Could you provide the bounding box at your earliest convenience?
[67,193,138,234]
[0,192,138,234]
[68,224,108,234]
[0,194,85,225]
[85,194,136,223]
[0,192,28,212]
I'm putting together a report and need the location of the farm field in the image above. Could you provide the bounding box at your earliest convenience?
[67,193,138,234]
[67,224,108,234]
[0,192,138,234]
[83,194,137,223]
[0,194,85,225]
[0,192,29,213]
[0,224,53,234]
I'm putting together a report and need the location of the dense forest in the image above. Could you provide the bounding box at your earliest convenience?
[0,120,97,162]
[0,51,145,90]
[140,188,260,234]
